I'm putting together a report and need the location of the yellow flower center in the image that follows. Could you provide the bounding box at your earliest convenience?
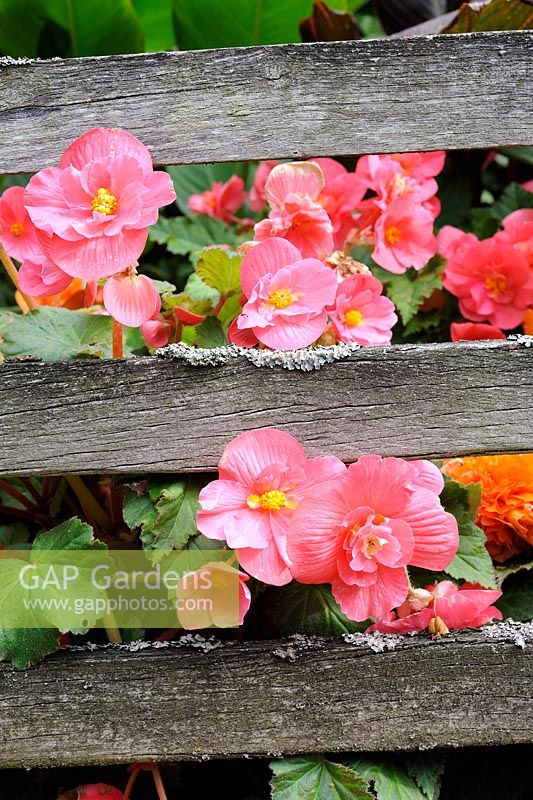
[247,489,288,511]
[269,289,295,309]
[385,225,402,245]
[484,275,508,298]
[92,187,117,216]
[363,535,384,557]
[344,309,364,327]
[393,174,407,193]
[9,221,25,237]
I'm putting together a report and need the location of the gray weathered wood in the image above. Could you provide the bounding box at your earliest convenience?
[1,31,531,174]
[0,627,531,768]
[0,340,531,476]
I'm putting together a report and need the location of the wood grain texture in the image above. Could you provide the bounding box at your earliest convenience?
[1,31,532,174]
[0,628,532,768]
[0,340,531,476]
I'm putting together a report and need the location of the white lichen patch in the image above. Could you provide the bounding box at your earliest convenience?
[158,342,361,371]
[508,334,533,348]
[342,631,403,652]
[483,620,533,649]
[67,633,223,654]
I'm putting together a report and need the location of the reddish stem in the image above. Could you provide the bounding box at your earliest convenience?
[0,503,38,522]
[19,478,44,506]
[151,765,168,800]
[112,319,124,358]
[123,767,141,800]
[0,478,39,511]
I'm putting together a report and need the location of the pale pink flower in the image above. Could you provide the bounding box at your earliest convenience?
[437,225,478,260]
[356,154,439,211]
[197,428,345,586]
[0,186,41,261]
[188,175,246,223]
[103,268,161,327]
[24,128,175,281]
[450,321,506,342]
[287,455,458,621]
[310,158,366,249]
[372,195,437,273]
[235,237,338,350]
[176,562,251,629]
[329,273,397,346]
[254,162,334,258]
[443,236,533,329]
[249,161,279,212]
[496,209,533,269]
[367,580,502,634]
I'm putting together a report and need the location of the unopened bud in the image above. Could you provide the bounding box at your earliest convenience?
[325,251,371,278]
[428,616,449,638]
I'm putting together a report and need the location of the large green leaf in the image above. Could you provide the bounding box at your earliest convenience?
[275,583,367,636]
[445,0,533,33]
[374,259,444,326]
[149,215,246,260]
[123,479,203,551]
[498,146,533,166]
[490,182,533,222]
[0,0,144,58]
[406,753,445,800]
[496,570,533,621]
[441,478,497,589]
[350,759,427,800]
[195,248,243,296]
[271,757,373,800]
[133,0,174,51]
[172,0,313,49]
[0,307,124,361]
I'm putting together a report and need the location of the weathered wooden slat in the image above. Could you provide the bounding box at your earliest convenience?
[0,627,531,768]
[0,341,531,476]
[1,31,531,174]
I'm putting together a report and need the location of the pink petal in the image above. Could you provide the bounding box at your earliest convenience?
[141,318,172,348]
[332,564,409,621]
[218,428,307,484]
[51,228,148,280]
[410,460,445,494]
[254,311,328,350]
[343,456,415,518]
[103,272,160,327]
[197,480,254,541]
[19,258,72,297]
[60,128,154,173]
[238,540,292,586]
[402,489,459,571]
[240,238,302,297]
[265,162,325,208]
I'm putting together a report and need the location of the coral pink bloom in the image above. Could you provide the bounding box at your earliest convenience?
[189,175,246,223]
[0,186,41,261]
[197,428,345,586]
[235,237,338,349]
[437,225,478,260]
[24,128,175,281]
[496,209,533,269]
[330,273,397,346]
[356,154,439,211]
[254,162,334,258]
[443,237,533,329]
[367,581,502,634]
[310,158,366,249]
[103,269,161,327]
[77,784,124,800]
[249,161,279,212]
[450,321,506,342]
[176,562,251,629]
[287,455,458,621]
[390,151,446,180]
[372,195,437,273]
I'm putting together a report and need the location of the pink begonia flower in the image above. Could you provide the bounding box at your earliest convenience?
[496,209,533,269]
[367,580,502,634]
[356,154,439,211]
[176,562,251,629]
[141,315,174,348]
[437,225,478,260]
[389,151,446,181]
[24,128,175,281]
[103,268,161,327]
[249,161,279,212]
[0,185,41,261]
[372,195,437,273]
[254,162,334,258]
[287,455,458,621]
[310,158,366,249]
[197,428,345,586]
[450,321,506,342]
[329,273,397,346]
[188,175,246,223]
[18,254,72,297]
[442,236,533,329]
[76,785,123,800]
[234,237,338,349]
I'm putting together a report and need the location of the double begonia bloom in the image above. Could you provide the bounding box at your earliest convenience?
[367,580,502,634]
[496,209,533,270]
[249,161,279,212]
[197,428,345,586]
[329,273,397,346]
[233,237,338,350]
[0,185,41,261]
[450,321,506,342]
[24,128,175,281]
[442,235,533,329]
[372,195,437,273]
[176,562,251,629]
[188,175,246,223]
[356,154,440,210]
[310,158,366,249]
[287,455,458,621]
[254,162,334,258]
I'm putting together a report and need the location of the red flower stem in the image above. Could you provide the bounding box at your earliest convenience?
[19,477,44,506]
[43,476,62,502]
[0,243,36,313]
[0,503,37,522]
[112,319,124,358]
[65,475,114,535]
[212,293,228,317]
[0,478,39,511]
[123,766,141,800]
[151,765,168,800]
